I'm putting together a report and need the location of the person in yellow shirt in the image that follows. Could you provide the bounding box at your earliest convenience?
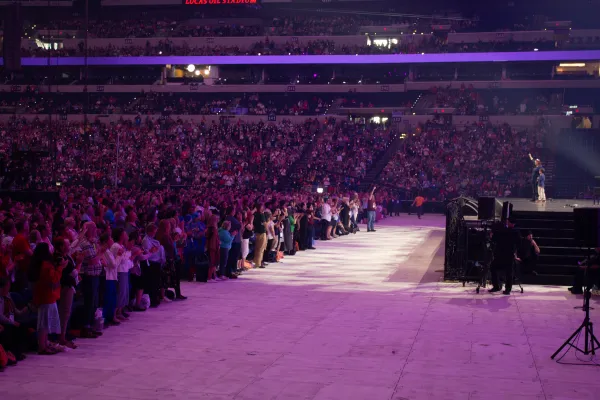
[412,195,426,219]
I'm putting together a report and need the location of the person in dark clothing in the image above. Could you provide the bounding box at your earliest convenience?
[516,230,540,275]
[568,248,600,295]
[340,197,351,232]
[297,205,308,251]
[528,153,542,201]
[490,220,521,295]
[0,277,29,362]
[225,207,242,278]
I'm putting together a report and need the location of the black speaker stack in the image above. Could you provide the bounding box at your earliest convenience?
[2,3,22,71]
[573,208,600,248]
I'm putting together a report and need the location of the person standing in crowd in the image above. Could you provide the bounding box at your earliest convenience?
[32,243,65,355]
[0,277,29,362]
[225,207,242,278]
[350,193,360,232]
[528,153,542,202]
[206,215,220,281]
[412,194,426,219]
[54,237,80,349]
[537,168,546,203]
[340,197,351,233]
[76,222,103,338]
[141,223,164,307]
[218,220,236,280]
[305,204,317,250]
[321,197,332,240]
[129,231,150,311]
[253,203,268,268]
[265,212,276,261]
[111,228,133,321]
[100,233,120,327]
[241,213,253,270]
[367,186,377,232]
[156,219,185,300]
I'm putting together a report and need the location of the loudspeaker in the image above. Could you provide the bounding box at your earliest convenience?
[574,208,600,248]
[2,4,22,71]
[478,197,496,220]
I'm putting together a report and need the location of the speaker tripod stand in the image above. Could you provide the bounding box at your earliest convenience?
[551,287,600,359]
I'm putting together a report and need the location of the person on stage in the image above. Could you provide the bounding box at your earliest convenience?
[537,168,546,203]
[528,153,542,202]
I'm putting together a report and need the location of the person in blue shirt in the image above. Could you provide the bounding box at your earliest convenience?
[217,221,237,280]
[537,168,546,202]
[183,213,206,281]
[103,200,115,226]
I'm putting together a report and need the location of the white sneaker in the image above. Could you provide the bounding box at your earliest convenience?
[162,297,172,303]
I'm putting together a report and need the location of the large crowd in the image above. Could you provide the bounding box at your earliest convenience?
[0,180,386,365]
[289,122,392,191]
[0,117,331,190]
[0,105,547,370]
[377,118,545,199]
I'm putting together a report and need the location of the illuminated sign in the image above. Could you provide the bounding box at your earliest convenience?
[183,0,257,4]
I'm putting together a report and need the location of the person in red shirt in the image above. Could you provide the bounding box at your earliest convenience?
[31,243,65,355]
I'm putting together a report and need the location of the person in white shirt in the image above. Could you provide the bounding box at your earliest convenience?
[100,232,122,326]
[111,228,140,321]
[320,197,333,240]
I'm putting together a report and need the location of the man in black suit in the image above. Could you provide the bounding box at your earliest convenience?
[489,219,521,295]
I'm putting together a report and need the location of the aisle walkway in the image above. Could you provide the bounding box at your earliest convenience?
[2,215,599,400]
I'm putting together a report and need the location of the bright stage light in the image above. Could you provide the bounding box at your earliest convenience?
[187,64,196,72]
[194,70,201,76]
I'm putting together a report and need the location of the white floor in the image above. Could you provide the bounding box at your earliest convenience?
[2,215,600,400]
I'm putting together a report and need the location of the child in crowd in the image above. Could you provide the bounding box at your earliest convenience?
[537,168,546,203]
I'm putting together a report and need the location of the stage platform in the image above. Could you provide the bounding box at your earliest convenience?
[499,197,600,213]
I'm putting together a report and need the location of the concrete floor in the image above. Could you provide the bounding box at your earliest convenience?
[2,215,599,400]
